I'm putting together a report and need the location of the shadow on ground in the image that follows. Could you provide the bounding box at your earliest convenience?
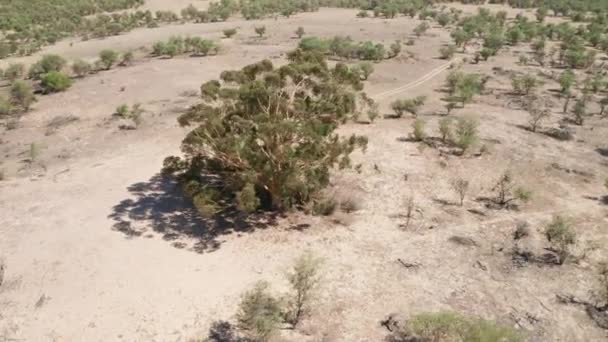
[108,174,278,253]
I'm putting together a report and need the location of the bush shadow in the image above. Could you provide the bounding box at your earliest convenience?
[108,174,278,253]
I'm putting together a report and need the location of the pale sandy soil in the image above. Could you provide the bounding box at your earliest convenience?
[1,4,608,342]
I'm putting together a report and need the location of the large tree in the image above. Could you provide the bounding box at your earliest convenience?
[163,49,369,216]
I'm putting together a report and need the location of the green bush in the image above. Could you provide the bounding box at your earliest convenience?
[9,81,36,111]
[0,97,12,116]
[72,59,92,77]
[40,71,72,93]
[99,49,119,70]
[411,118,426,141]
[285,252,322,327]
[438,117,453,143]
[295,26,305,38]
[545,215,576,264]
[236,282,282,342]
[439,45,456,59]
[312,197,337,216]
[223,28,237,38]
[391,96,426,118]
[454,115,478,152]
[28,54,67,80]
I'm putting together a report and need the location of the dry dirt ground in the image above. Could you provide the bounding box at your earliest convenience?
[1,4,608,342]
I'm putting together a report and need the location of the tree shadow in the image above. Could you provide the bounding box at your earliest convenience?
[108,174,278,253]
[596,147,608,157]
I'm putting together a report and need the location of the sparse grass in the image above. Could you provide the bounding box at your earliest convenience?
[312,197,337,216]
[454,115,478,153]
[386,312,523,342]
[411,118,426,141]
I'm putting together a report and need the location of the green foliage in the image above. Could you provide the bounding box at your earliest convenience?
[511,74,541,95]
[28,54,67,80]
[114,103,144,127]
[353,62,374,80]
[72,59,92,77]
[411,118,426,141]
[545,215,576,264]
[236,281,282,342]
[40,71,72,93]
[285,252,321,327]
[223,28,238,38]
[9,81,36,111]
[164,51,369,213]
[387,311,523,342]
[300,36,387,61]
[391,96,426,118]
[153,36,218,57]
[0,0,144,58]
[572,97,586,125]
[3,63,25,81]
[99,49,119,70]
[445,71,483,107]
[454,115,478,152]
[120,51,134,66]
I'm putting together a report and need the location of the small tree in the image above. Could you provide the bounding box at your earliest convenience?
[411,118,426,141]
[572,97,586,126]
[236,281,282,342]
[223,28,237,38]
[40,71,72,93]
[285,252,322,328]
[451,178,469,206]
[356,62,374,80]
[454,116,478,153]
[99,49,119,70]
[9,81,35,111]
[255,26,266,38]
[491,171,531,208]
[559,70,576,113]
[512,75,541,95]
[545,215,576,265]
[72,59,91,77]
[389,41,401,58]
[295,26,305,39]
[526,96,550,132]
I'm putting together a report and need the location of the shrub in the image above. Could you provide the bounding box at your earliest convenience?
[438,117,453,143]
[99,49,119,70]
[4,63,25,81]
[439,45,456,59]
[545,215,576,264]
[597,263,608,306]
[357,10,369,18]
[387,312,522,342]
[152,41,167,56]
[389,41,401,58]
[454,116,478,152]
[411,119,426,141]
[391,96,426,118]
[40,71,72,93]
[163,53,368,213]
[255,26,266,37]
[295,26,305,39]
[512,75,541,95]
[451,178,469,206]
[9,81,35,111]
[114,103,144,127]
[236,281,282,342]
[356,62,374,80]
[120,51,134,66]
[312,197,337,216]
[223,28,237,38]
[0,97,12,116]
[285,252,322,327]
[413,22,429,37]
[28,54,67,80]
[72,59,91,77]
[572,97,586,126]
